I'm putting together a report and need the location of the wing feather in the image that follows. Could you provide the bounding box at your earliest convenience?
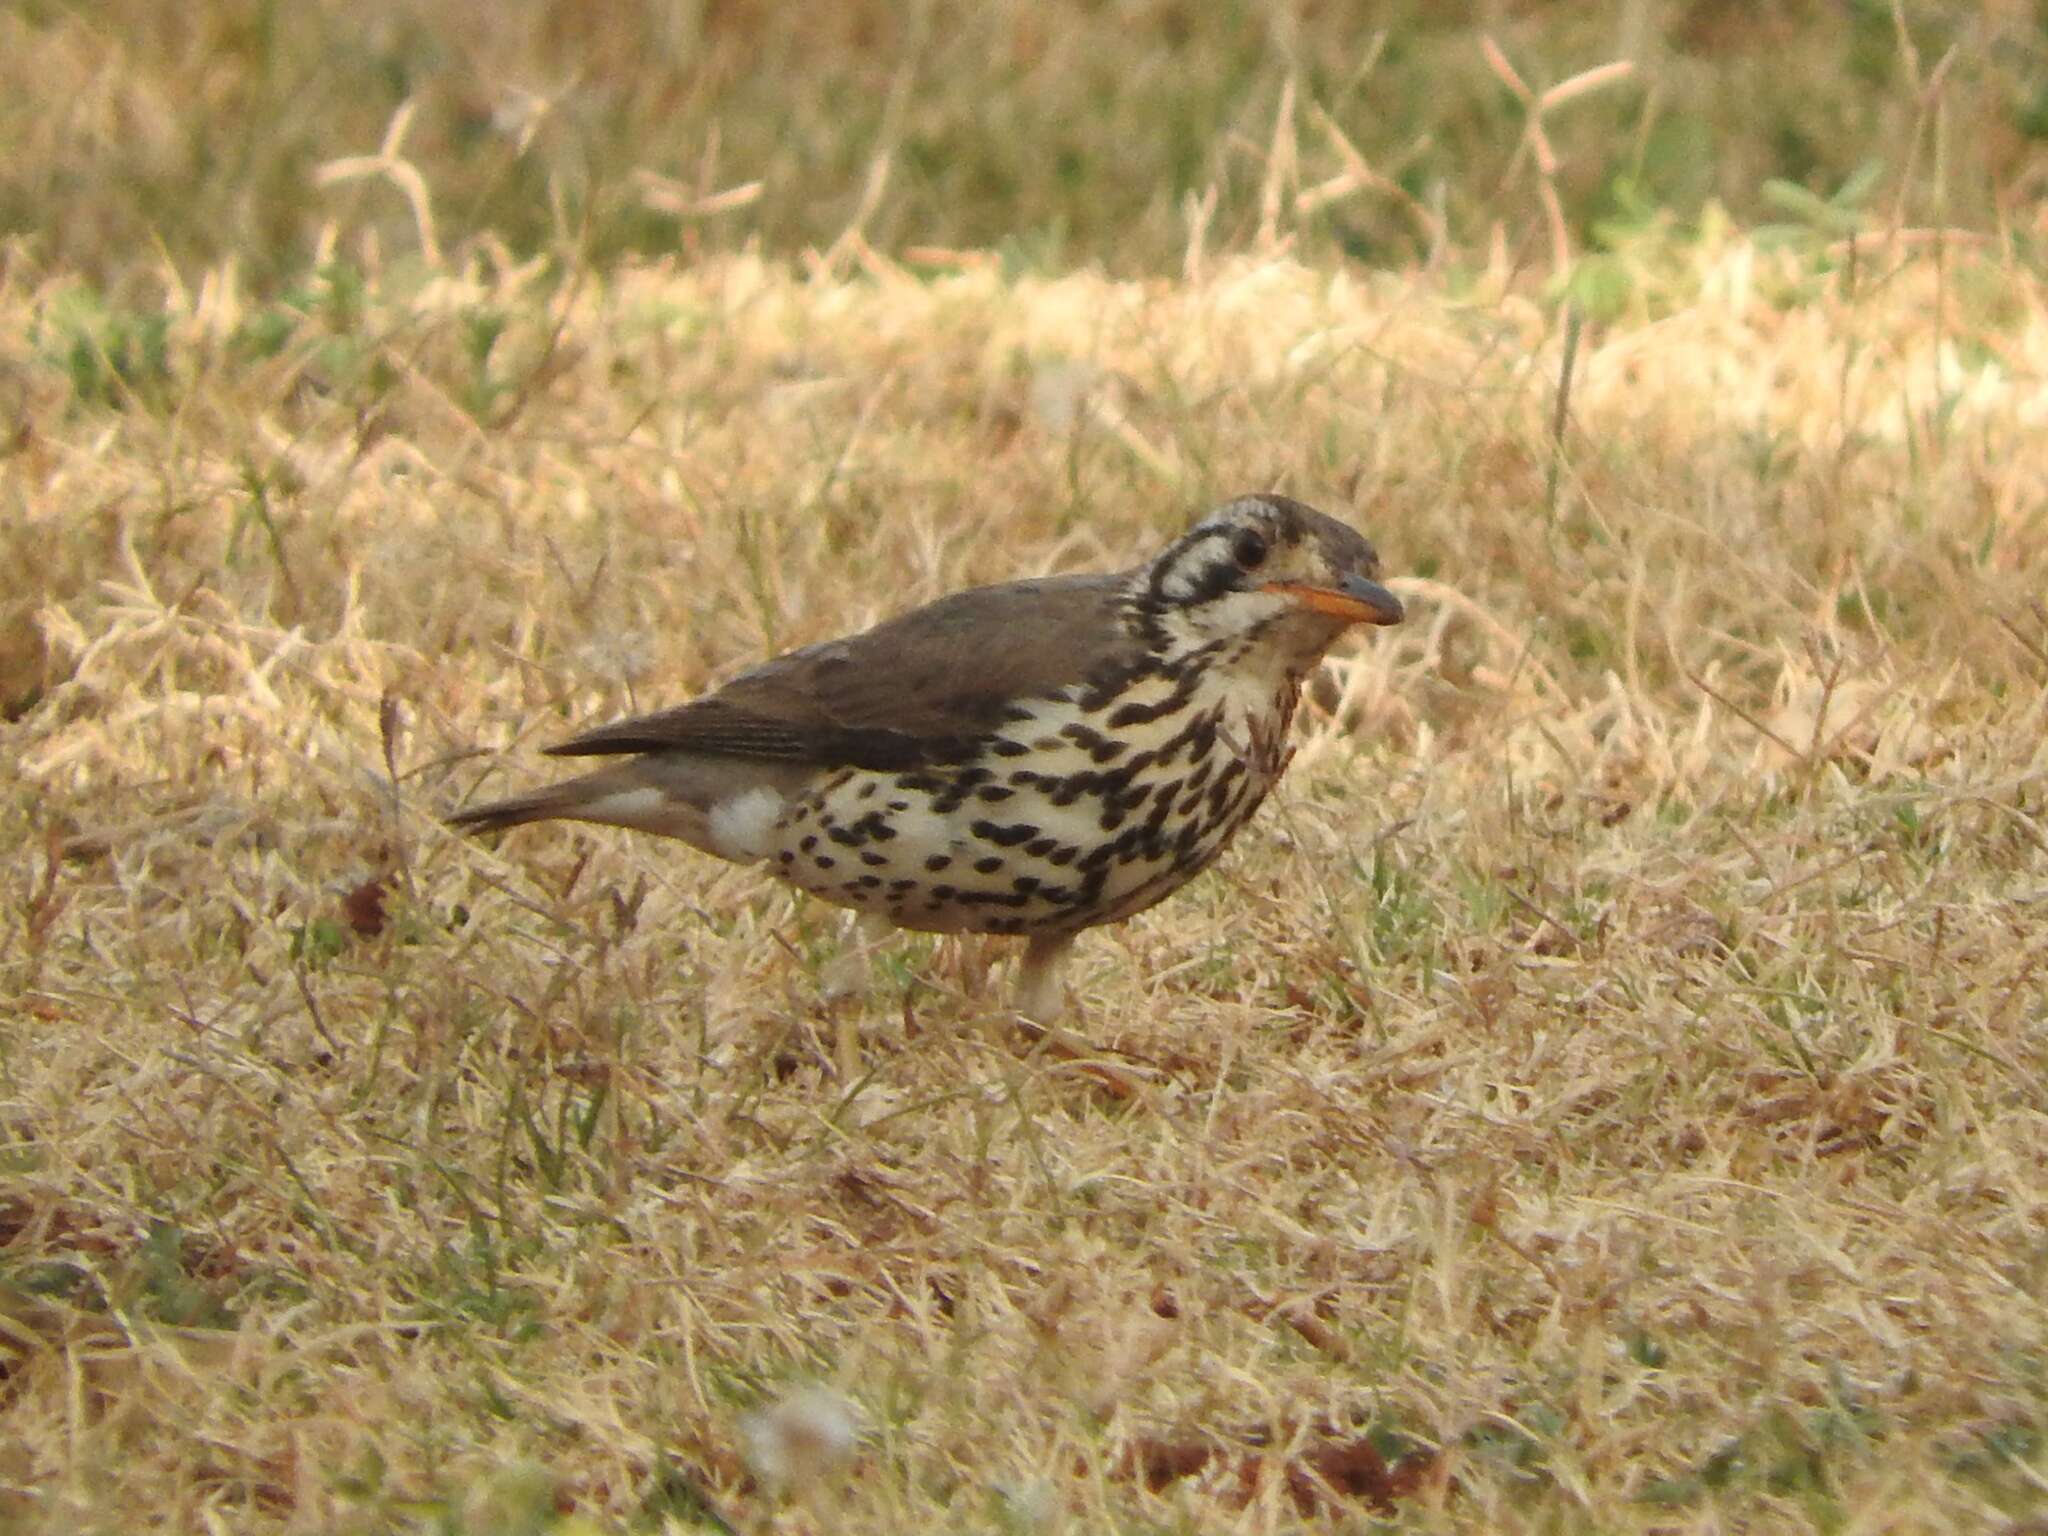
[545,573,1140,769]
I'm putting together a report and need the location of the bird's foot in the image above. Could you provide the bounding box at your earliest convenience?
[1008,934,1160,1100]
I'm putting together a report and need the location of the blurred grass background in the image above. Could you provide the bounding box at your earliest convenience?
[4,0,2042,293]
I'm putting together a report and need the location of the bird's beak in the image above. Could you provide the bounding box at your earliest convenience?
[1263,574,1405,626]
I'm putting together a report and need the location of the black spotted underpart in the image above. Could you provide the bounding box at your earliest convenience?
[768,647,1308,937]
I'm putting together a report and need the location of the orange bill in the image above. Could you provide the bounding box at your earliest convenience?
[1263,575,1404,626]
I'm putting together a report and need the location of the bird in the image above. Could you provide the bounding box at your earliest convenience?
[449,493,1403,1021]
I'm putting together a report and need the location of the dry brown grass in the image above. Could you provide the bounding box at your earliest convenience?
[4,234,2048,1532]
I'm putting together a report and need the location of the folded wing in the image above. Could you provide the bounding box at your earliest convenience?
[545,574,1137,770]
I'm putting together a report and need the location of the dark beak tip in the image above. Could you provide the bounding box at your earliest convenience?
[1346,575,1405,626]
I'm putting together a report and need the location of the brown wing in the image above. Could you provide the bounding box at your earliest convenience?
[545,573,1141,770]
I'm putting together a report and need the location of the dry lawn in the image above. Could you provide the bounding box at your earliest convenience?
[4,236,2048,1532]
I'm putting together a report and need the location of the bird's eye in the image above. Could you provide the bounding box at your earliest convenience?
[1233,530,1269,569]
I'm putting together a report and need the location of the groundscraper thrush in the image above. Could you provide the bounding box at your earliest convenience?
[451,494,1403,1017]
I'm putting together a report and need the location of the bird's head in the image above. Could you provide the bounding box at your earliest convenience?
[1131,494,1403,664]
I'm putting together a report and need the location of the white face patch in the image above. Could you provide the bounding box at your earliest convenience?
[1154,587,1296,656]
[707,784,789,862]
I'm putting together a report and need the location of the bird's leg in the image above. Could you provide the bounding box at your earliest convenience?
[1012,932,1073,1024]
[1009,934,1153,1101]
[818,911,898,1079]
[820,910,896,1001]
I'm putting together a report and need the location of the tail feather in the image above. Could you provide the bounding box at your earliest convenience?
[445,784,600,834]
[447,762,714,846]
[447,754,815,857]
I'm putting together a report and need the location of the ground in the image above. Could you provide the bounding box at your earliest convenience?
[5,235,2047,1532]
[5,5,2048,1530]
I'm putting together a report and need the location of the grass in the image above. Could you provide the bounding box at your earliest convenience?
[5,225,2047,1530]
[5,1,2045,291]
[6,3,2048,1532]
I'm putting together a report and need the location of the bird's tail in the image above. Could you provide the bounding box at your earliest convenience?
[445,783,592,834]
[446,761,715,846]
